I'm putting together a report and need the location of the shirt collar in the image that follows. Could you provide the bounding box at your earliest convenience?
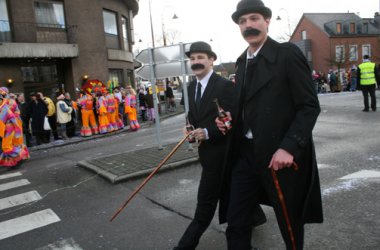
[246,43,264,59]
[196,70,213,86]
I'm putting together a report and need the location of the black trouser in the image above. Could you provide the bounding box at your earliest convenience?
[47,114,59,140]
[361,84,377,110]
[174,161,221,250]
[226,139,304,250]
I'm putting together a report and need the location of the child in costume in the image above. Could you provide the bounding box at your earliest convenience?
[124,85,140,131]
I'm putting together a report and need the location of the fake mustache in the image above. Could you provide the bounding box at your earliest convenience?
[191,64,205,70]
[243,28,261,37]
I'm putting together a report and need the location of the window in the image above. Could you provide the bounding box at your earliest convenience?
[301,30,307,40]
[103,10,120,49]
[109,69,123,87]
[362,44,371,58]
[103,10,118,35]
[362,23,369,33]
[0,0,11,42]
[121,16,130,51]
[336,23,342,34]
[21,65,57,83]
[349,45,358,61]
[349,23,356,33]
[34,1,65,28]
[335,45,345,62]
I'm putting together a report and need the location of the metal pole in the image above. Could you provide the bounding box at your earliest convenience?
[179,43,190,117]
[148,0,155,48]
[148,47,163,149]
[179,43,193,150]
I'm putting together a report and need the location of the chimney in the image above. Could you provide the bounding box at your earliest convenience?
[374,12,380,28]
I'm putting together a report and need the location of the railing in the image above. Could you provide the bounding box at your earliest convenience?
[0,20,77,43]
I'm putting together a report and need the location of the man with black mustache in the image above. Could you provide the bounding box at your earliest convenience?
[173,41,266,250]
[216,0,323,249]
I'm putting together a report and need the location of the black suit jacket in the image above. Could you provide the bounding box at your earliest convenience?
[220,37,323,225]
[187,72,234,223]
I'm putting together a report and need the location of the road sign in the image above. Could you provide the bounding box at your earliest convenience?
[135,43,192,79]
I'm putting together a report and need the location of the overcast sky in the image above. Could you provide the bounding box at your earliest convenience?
[133,0,379,63]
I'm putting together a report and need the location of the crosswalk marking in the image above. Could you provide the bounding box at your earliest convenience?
[0,172,22,180]
[36,237,84,250]
[0,190,41,211]
[0,179,30,192]
[0,209,61,240]
[339,170,380,180]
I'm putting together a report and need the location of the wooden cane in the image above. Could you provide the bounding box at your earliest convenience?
[271,162,299,250]
[110,134,190,222]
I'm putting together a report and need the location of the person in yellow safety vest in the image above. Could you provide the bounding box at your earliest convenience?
[357,55,379,112]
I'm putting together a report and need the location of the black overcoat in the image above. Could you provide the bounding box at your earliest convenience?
[219,37,323,225]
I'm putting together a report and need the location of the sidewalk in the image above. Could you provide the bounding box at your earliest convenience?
[29,103,185,152]
[29,104,200,184]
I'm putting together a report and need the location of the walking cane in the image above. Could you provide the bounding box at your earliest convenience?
[110,133,190,222]
[271,162,299,250]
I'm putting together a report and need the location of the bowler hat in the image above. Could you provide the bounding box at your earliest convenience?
[232,0,272,23]
[185,41,217,60]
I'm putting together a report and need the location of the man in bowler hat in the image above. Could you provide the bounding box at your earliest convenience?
[173,41,266,249]
[216,0,323,249]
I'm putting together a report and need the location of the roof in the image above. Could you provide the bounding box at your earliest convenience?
[302,13,379,37]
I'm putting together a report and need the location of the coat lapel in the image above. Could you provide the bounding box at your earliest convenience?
[198,72,217,117]
[188,80,198,116]
[244,37,278,102]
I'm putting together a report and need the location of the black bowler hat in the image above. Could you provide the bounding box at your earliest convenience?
[232,0,272,24]
[185,41,217,60]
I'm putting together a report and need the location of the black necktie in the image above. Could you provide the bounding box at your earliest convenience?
[195,82,202,109]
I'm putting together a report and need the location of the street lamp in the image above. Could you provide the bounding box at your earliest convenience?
[276,8,292,38]
[148,0,155,48]
[162,13,179,46]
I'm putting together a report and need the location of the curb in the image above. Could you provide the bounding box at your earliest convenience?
[77,157,199,184]
[29,109,185,152]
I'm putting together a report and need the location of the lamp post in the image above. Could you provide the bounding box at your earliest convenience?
[162,13,178,46]
[148,0,179,47]
[276,8,292,38]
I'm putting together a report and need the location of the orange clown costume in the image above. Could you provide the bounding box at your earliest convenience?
[0,88,24,146]
[124,87,140,131]
[79,94,98,136]
[96,88,110,134]
[0,93,29,167]
[106,93,118,132]
[114,95,124,129]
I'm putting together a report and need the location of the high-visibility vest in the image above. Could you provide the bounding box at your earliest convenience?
[358,62,376,85]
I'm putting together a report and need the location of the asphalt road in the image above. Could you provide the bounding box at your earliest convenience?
[0,91,379,250]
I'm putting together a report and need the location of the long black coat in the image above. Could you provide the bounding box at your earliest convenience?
[27,99,48,136]
[219,37,323,225]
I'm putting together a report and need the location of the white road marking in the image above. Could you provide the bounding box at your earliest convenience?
[0,179,30,192]
[339,170,380,180]
[0,209,60,240]
[35,237,84,250]
[323,170,380,196]
[322,179,361,196]
[318,164,334,169]
[0,172,22,180]
[0,191,42,211]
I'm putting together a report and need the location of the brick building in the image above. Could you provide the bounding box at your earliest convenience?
[290,13,380,75]
[0,0,138,98]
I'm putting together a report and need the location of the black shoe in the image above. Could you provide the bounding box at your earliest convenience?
[362,109,369,112]
[372,108,377,111]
